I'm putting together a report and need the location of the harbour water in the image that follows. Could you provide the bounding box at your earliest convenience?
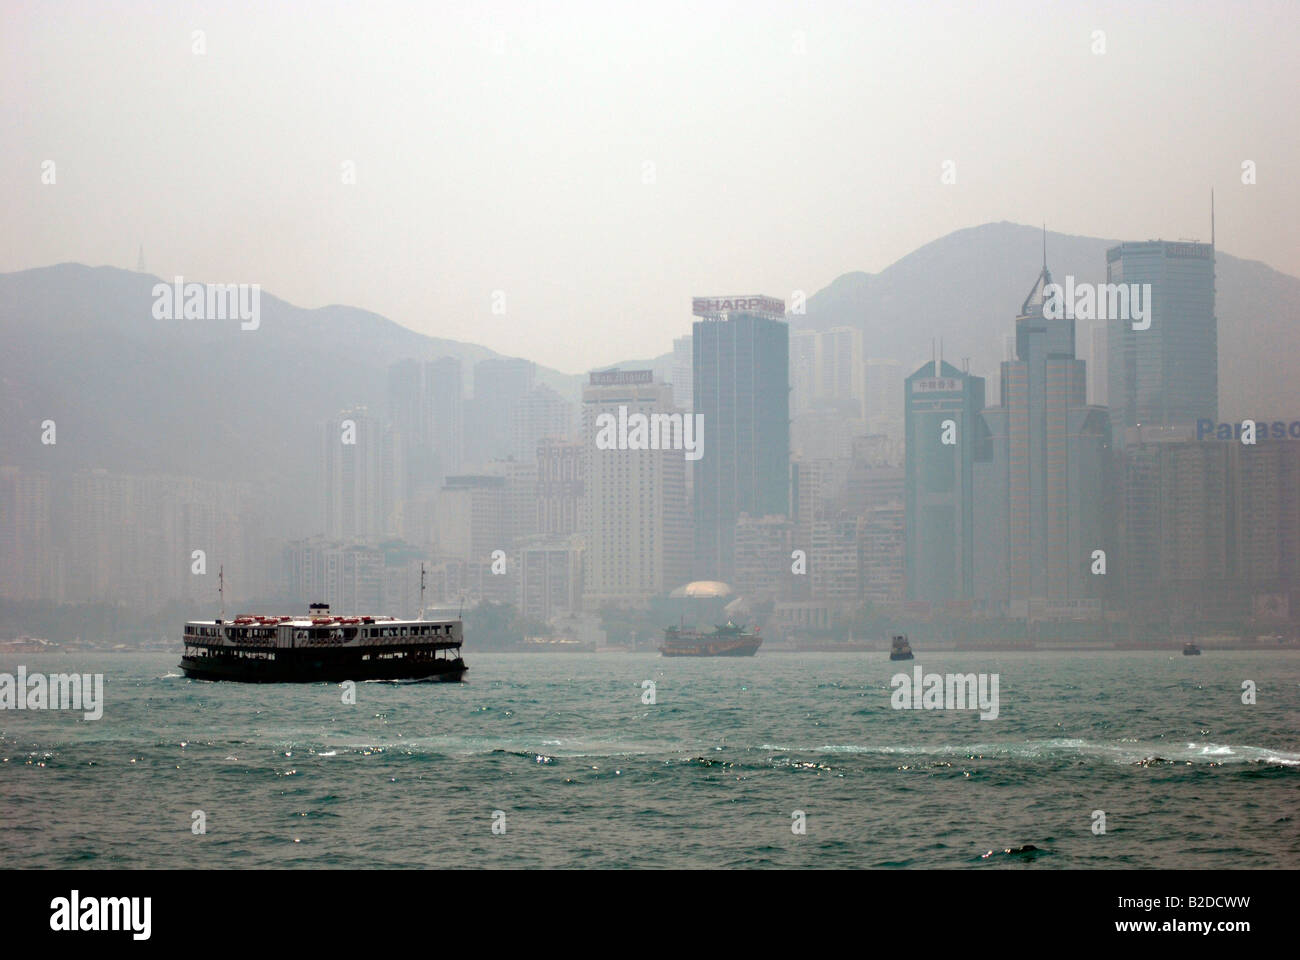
[3,651,1298,868]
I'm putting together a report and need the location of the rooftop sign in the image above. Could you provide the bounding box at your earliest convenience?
[691,295,785,319]
[589,369,654,386]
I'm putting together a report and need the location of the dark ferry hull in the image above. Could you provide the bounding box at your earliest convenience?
[180,654,467,683]
[889,651,914,661]
[660,638,761,657]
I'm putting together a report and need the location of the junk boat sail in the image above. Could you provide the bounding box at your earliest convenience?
[889,634,914,660]
[660,621,761,657]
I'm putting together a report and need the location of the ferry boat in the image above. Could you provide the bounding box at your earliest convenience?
[180,571,466,682]
[181,604,466,682]
[660,621,761,657]
[1182,640,1202,656]
[889,634,914,660]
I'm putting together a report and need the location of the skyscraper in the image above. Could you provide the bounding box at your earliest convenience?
[671,335,694,411]
[789,329,819,416]
[691,296,790,581]
[320,407,385,542]
[865,358,904,439]
[581,370,690,605]
[1106,240,1217,443]
[1089,323,1108,407]
[904,359,985,603]
[425,355,464,481]
[973,259,1112,615]
[387,359,425,500]
[820,326,865,417]
[466,357,535,465]
[537,439,584,536]
[511,383,574,462]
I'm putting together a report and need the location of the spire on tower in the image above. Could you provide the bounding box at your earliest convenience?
[136,244,146,273]
[1020,223,1053,317]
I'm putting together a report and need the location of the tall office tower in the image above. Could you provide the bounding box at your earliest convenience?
[790,457,842,555]
[859,500,905,605]
[511,383,574,462]
[378,423,405,537]
[425,356,464,482]
[580,370,690,606]
[671,335,694,411]
[973,261,1112,615]
[487,457,540,548]
[1119,429,1300,624]
[435,474,508,562]
[282,539,384,614]
[792,410,858,461]
[820,326,866,417]
[904,359,986,603]
[811,517,860,603]
[320,407,384,542]
[0,467,57,602]
[64,469,133,603]
[865,358,904,438]
[1089,323,1108,407]
[537,439,584,536]
[387,359,426,499]
[789,329,820,415]
[466,357,535,464]
[733,513,795,603]
[842,434,904,514]
[691,295,790,581]
[515,536,584,622]
[1106,240,1216,444]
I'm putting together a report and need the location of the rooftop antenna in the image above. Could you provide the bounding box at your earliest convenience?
[136,244,146,273]
[1042,223,1047,270]
[931,339,936,376]
[1211,188,1215,247]
[418,562,427,619]
[218,565,225,622]
[938,337,943,375]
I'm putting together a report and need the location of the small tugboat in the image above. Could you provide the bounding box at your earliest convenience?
[889,634,914,661]
[1182,640,1202,656]
[660,621,761,657]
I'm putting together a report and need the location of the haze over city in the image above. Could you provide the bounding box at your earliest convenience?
[3,0,1298,371]
[2,0,1299,904]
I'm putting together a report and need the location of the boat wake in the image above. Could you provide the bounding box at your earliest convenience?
[783,738,1300,767]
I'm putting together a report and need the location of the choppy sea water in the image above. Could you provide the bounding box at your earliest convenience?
[2,650,1298,869]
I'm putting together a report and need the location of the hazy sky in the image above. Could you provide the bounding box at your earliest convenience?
[3,0,1297,373]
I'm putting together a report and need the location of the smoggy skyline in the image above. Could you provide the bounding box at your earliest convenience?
[3,0,1297,373]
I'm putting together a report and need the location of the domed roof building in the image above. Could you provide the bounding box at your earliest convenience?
[669,580,733,599]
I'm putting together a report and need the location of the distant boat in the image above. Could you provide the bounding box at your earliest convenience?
[889,634,914,661]
[1182,641,1202,656]
[660,621,761,657]
[0,636,56,653]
